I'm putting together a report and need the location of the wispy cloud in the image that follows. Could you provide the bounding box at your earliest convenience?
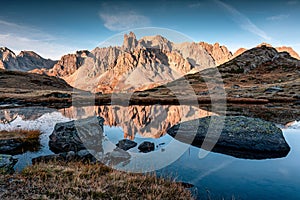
[215,0,271,41]
[0,19,55,41]
[99,10,151,31]
[0,19,77,59]
[267,14,289,21]
[188,2,202,8]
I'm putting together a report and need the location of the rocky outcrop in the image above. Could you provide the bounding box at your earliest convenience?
[199,42,233,65]
[49,116,104,153]
[95,48,192,93]
[123,32,138,51]
[48,50,89,77]
[138,35,173,52]
[0,47,56,71]
[167,116,290,159]
[173,42,216,70]
[0,154,17,174]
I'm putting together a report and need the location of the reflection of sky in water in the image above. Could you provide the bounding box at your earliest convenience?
[156,129,300,200]
[0,107,300,199]
[0,112,72,171]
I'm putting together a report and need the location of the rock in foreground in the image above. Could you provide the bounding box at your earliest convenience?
[49,116,104,153]
[167,116,290,159]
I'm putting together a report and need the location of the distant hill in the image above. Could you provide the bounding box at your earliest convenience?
[233,43,300,60]
[0,69,72,91]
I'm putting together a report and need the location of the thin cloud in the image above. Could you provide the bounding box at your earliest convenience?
[100,11,151,31]
[267,14,289,21]
[0,19,77,59]
[0,19,55,41]
[215,0,271,41]
[188,2,202,8]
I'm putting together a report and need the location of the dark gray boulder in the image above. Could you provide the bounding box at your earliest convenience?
[116,139,137,151]
[167,116,290,159]
[0,154,17,174]
[49,116,104,153]
[138,141,155,153]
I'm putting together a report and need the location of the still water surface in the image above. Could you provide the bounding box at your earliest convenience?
[0,105,299,199]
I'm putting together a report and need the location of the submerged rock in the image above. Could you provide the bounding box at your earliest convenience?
[138,141,155,153]
[116,139,137,151]
[49,116,104,153]
[32,150,96,164]
[103,148,131,166]
[167,116,290,159]
[0,154,17,174]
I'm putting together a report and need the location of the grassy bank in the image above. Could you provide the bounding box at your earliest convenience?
[0,161,194,199]
[0,129,40,142]
[0,129,41,154]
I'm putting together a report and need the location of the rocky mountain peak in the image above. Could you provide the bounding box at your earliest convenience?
[18,51,42,59]
[257,43,272,48]
[199,42,233,65]
[123,31,138,51]
[0,47,16,59]
[48,50,91,77]
[0,47,15,53]
[138,35,173,52]
[0,47,56,71]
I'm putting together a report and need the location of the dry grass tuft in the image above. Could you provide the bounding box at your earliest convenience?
[0,161,194,199]
[0,129,41,144]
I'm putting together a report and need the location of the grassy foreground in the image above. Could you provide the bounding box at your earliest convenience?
[0,161,193,199]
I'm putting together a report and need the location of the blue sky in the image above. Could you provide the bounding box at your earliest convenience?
[0,0,299,59]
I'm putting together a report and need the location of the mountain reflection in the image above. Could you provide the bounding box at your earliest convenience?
[59,105,215,139]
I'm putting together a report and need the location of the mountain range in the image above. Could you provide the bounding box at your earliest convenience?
[1,32,299,94]
[0,47,56,71]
